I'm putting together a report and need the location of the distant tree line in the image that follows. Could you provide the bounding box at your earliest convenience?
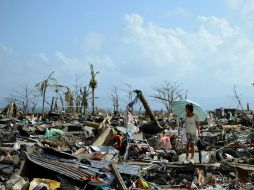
[6,62,188,116]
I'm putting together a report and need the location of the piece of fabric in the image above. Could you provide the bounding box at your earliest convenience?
[184,114,199,135]
[113,134,123,149]
[186,133,197,143]
[181,129,187,145]
[127,112,134,123]
[159,136,172,149]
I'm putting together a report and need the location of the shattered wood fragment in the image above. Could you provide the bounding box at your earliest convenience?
[73,147,86,156]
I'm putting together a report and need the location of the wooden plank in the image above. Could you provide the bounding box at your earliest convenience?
[92,127,113,146]
[111,162,128,190]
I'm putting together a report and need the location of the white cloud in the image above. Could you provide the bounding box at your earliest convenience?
[2,11,254,109]
[123,13,193,72]
[37,52,48,62]
[123,13,254,89]
[226,0,254,29]
[197,16,240,38]
[242,0,254,28]
[55,51,79,65]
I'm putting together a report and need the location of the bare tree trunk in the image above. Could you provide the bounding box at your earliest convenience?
[135,90,157,123]
[42,87,46,114]
[54,99,58,112]
[50,97,54,112]
[233,85,244,110]
[83,104,87,115]
[31,103,37,113]
[24,86,29,114]
[92,88,95,115]
[59,96,64,111]
[75,98,78,114]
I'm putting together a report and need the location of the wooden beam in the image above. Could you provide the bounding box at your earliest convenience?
[111,162,128,190]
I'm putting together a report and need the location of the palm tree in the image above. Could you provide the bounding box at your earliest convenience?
[35,72,56,115]
[35,72,64,115]
[81,86,91,115]
[65,87,74,114]
[89,63,99,115]
[52,84,65,112]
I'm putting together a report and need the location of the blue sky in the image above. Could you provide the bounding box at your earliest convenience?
[0,0,254,110]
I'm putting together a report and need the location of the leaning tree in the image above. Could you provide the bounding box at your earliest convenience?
[35,72,57,115]
[233,85,244,110]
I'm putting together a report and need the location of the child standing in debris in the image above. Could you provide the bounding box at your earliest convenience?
[184,104,200,162]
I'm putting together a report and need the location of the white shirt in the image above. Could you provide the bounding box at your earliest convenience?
[184,114,199,135]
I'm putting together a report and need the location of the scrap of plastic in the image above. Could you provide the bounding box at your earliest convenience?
[44,128,64,138]
[89,146,118,155]
[29,178,61,190]
[102,187,112,190]
[139,179,149,189]
[147,182,161,190]
[13,142,20,151]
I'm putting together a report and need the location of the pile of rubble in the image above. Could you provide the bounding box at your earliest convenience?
[1,98,254,189]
